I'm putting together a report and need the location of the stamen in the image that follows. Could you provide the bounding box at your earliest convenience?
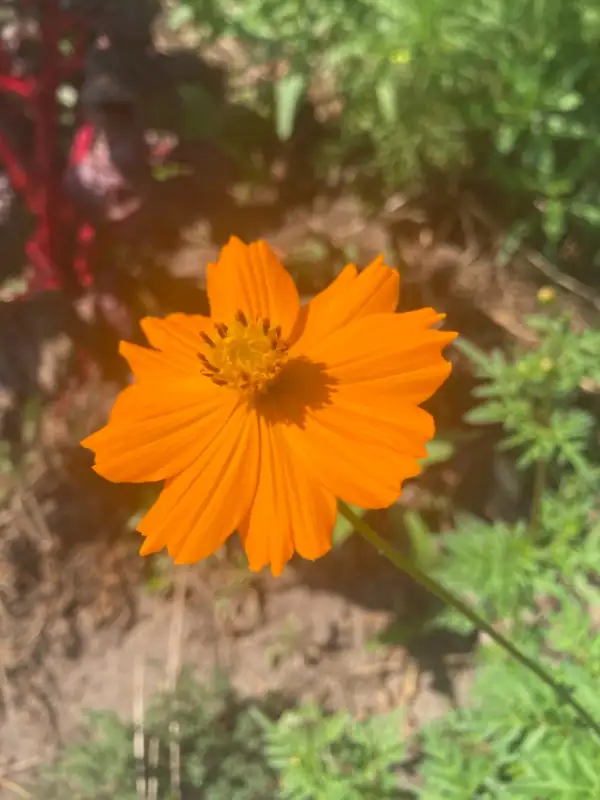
[200,310,290,394]
[198,354,218,372]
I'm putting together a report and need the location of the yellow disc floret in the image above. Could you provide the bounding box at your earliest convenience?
[199,309,289,394]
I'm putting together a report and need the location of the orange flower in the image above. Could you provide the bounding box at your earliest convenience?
[82,237,456,575]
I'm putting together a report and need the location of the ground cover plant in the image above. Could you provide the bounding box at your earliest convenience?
[178,0,600,266]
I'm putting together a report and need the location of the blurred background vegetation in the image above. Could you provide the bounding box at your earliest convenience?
[1,0,600,797]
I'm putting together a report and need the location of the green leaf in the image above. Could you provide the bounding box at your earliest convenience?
[571,202,600,227]
[404,510,439,571]
[274,72,307,141]
[167,4,194,30]
[453,336,490,371]
[152,162,194,182]
[375,77,398,123]
[556,92,582,112]
[543,198,566,243]
[421,437,455,467]
[496,123,518,154]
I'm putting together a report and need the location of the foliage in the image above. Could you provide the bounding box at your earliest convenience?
[426,306,600,633]
[257,705,406,799]
[33,671,408,799]
[175,0,600,255]
[33,671,281,799]
[410,306,600,796]
[418,655,600,798]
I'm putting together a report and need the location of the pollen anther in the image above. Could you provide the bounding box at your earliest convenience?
[198,354,217,371]
[199,310,289,394]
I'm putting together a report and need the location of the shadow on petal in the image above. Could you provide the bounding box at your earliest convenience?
[255,357,338,428]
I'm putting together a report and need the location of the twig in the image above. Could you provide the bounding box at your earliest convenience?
[146,736,159,800]
[165,568,188,692]
[0,777,32,798]
[17,485,55,554]
[0,757,40,778]
[164,567,188,800]
[133,658,147,799]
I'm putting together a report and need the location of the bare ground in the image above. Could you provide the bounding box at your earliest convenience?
[0,441,475,797]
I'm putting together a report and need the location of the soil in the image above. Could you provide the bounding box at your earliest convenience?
[0,406,475,799]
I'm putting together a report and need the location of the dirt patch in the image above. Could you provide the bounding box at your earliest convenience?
[0,542,475,794]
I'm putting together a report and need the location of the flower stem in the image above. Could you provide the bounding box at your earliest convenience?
[338,501,600,740]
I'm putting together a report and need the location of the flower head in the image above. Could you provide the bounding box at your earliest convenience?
[82,237,456,575]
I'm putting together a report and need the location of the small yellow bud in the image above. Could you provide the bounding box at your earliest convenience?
[540,357,553,373]
[537,286,556,304]
[390,49,411,65]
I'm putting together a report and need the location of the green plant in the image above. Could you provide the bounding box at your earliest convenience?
[175,0,600,260]
[32,671,281,799]
[407,306,600,796]
[258,704,406,799]
[427,306,600,633]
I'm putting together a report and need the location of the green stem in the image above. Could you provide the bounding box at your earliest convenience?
[530,458,547,542]
[339,501,600,740]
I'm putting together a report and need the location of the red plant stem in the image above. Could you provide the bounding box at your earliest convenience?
[25,235,61,290]
[33,0,68,291]
[0,128,32,199]
[59,53,86,77]
[73,223,96,289]
[0,5,108,300]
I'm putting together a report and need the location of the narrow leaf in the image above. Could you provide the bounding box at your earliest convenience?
[274,72,307,141]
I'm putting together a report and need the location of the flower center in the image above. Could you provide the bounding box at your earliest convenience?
[199,310,289,394]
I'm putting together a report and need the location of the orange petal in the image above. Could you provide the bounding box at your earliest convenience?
[301,310,456,382]
[237,415,337,576]
[119,341,190,380]
[81,379,239,483]
[206,237,300,338]
[137,403,259,562]
[139,313,211,372]
[333,360,453,406]
[285,390,435,508]
[293,257,399,348]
